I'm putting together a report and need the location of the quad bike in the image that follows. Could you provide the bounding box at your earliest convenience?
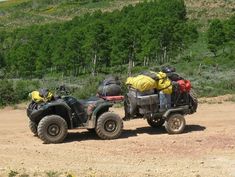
[124,87,198,134]
[27,94,124,144]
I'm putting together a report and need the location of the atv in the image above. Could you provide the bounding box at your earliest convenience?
[124,87,198,134]
[27,94,124,144]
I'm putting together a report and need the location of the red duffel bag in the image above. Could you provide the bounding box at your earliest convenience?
[177,80,191,93]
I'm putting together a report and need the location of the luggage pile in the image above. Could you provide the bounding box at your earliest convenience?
[126,71,172,94]
[123,66,197,118]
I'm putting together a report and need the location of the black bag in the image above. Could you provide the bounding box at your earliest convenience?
[98,84,122,96]
[161,66,176,73]
[140,71,159,81]
[167,73,183,81]
[97,76,122,96]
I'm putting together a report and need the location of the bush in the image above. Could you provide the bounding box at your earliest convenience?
[131,66,149,74]
[0,79,41,107]
[194,79,235,97]
[0,80,16,106]
[72,75,104,99]
[15,80,41,101]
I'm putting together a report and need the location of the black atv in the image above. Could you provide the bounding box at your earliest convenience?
[124,88,198,134]
[27,95,123,144]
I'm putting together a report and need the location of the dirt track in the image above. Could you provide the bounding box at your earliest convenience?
[0,102,235,177]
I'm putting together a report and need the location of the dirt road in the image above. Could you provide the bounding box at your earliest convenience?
[0,102,235,177]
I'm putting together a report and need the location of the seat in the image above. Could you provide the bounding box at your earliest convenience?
[63,96,88,123]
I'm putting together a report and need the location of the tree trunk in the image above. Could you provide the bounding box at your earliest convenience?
[163,46,167,64]
[128,55,132,76]
[197,63,202,76]
[92,52,97,76]
[128,42,136,76]
[83,66,86,74]
[155,52,158,63]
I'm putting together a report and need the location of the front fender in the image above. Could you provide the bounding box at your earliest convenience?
[28,101,73,128]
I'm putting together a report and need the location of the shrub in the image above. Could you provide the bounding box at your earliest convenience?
[72,75,104,99]
[0,80,16,106]
[14,80,41,101]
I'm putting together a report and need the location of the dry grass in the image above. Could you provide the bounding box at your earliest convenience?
[185,0,235,19]
[199,94,235,104]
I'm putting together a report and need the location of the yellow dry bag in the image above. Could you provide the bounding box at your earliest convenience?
[30,90,53,103]
[126,75,157,92]
[156,72,172,94]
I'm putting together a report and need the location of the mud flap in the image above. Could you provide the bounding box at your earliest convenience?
[124,93,137,119]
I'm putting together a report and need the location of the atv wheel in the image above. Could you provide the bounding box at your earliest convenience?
[96,112,123,140]
[29,120,37,136]
[165,114,185,134]
[147,118,165,128]
[38,115,68,144]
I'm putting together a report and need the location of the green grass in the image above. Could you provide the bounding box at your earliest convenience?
[4,169,75,177]
[8,170,18,177]
[45,171,61,177]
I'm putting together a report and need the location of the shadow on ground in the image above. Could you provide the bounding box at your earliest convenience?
[64,124,206,143]
[120,124,206,138]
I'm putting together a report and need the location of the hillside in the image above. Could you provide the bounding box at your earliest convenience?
[0,0,139,29]
[0,0,235,29]
[186,0,235,20]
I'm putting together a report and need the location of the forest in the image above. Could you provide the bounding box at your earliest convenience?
[1,0,198,77]
[0,0,235,106]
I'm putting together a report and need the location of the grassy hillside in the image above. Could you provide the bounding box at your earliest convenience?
[0,0,140,29]
[0,0,235,29]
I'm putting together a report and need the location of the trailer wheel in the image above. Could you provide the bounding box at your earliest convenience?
[147,118,165,128]
[96,112,123,140]
[165,114,185,134]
